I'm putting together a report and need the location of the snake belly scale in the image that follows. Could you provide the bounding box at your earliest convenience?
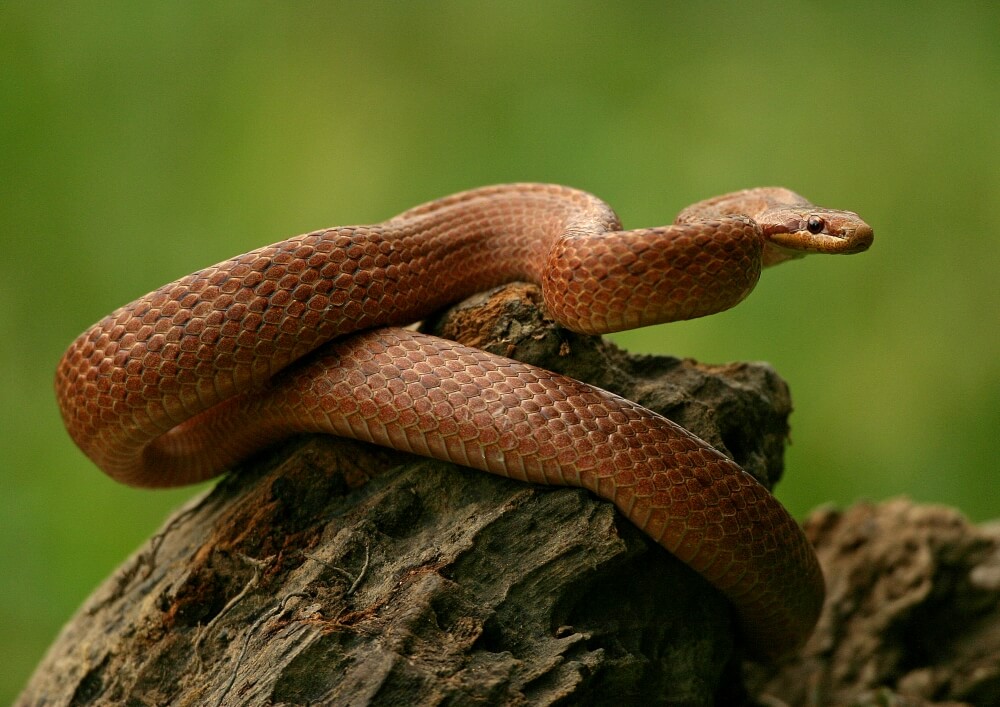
[55,183,872,659]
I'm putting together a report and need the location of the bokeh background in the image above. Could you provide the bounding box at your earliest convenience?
[3,1,997,700]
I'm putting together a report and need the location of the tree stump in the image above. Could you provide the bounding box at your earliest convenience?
[21,284,798,706]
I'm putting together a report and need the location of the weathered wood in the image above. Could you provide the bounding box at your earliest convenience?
[749,499,1000,706]
[21,284,796,706]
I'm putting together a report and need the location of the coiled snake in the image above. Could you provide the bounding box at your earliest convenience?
[55,183,873,659]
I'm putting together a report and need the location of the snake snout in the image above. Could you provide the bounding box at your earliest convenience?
[803,217,873,255]
[839,223,874,253]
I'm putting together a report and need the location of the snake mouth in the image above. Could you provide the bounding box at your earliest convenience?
[768,224,874,255]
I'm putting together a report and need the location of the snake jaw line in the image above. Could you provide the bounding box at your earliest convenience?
[767,226,873,255]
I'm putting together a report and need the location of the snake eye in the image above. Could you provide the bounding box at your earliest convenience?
[806,216,825,234]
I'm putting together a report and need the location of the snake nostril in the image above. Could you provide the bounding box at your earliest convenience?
[850,225,874,250]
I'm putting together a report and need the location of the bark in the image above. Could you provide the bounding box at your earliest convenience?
[19,283,887,706]
[748,499,1000,707]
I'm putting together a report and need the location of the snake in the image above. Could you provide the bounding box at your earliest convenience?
[55,183,872,660]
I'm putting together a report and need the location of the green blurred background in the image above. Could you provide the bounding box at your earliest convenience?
[2,1,997,700]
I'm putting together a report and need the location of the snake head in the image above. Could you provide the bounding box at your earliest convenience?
[761,206,873,256]
[704,188,875,266]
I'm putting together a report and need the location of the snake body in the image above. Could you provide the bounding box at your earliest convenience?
[55,183,872,659]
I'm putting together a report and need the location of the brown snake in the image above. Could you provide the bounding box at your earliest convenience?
[55,183,872,659]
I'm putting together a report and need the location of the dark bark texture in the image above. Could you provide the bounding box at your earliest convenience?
[22,284,996,705]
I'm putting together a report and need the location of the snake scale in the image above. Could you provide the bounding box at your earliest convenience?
[55,183,872,659]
